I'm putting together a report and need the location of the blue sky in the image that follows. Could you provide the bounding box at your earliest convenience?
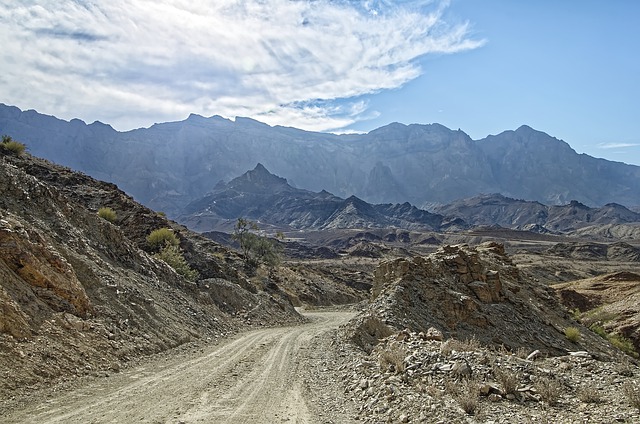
[1,1,639,165]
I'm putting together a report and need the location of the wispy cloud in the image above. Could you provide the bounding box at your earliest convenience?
[0,0,484,131]
[598,142,640,149]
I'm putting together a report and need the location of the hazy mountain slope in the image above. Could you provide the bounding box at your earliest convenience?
[2,104,640,215]
[433,193,640,232]
[478,125,640,206]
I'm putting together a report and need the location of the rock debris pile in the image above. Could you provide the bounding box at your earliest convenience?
[342,329,640,423]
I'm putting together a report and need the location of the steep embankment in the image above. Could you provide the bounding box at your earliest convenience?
[0,149,301,406]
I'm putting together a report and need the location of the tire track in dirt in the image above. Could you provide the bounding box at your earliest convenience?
[3,310,355,424]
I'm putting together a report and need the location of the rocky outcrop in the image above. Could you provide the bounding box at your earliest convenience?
[547,241,640,261]
[432,193,640,233]
[350,243,618,358]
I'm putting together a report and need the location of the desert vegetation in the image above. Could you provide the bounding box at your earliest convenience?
[147,227,198,281]
[564,326,581,343]
[154,242,199,282]
[0,134,26,155]
[147,227,179,250]
[232,218,281,268]
[97,207,117,223]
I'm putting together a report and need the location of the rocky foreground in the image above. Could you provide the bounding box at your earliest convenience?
[335,242,640,423]
[338,329,640,423]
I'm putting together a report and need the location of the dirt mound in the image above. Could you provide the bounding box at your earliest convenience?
[347,242,618,358]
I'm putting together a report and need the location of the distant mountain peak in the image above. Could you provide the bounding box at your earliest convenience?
[225,163,291,194]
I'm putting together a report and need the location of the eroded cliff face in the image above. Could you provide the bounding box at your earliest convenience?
[0,215,92,337]
[350,242,618,358]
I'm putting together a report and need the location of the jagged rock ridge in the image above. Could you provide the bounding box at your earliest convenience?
[348,242,618,358]
[180,164,456,232]
[432,193,640,232]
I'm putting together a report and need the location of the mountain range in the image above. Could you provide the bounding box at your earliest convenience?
[179,163,463,232]
[179,164,640,235]
[432,193,640,233]
[1,103,640,218]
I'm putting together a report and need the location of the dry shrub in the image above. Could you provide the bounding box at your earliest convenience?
[535,377,562,406]
[425,384,442,398]
[515,346,529,359]
[440,337,481,356]
[623,381,640,410]
[578,386,603,404]
[454,378,480,415]
[378,343,407,374]
[494,368,520,395]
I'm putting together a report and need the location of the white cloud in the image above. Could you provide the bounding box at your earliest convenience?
[597,142,640,149]
[0,0,484,131]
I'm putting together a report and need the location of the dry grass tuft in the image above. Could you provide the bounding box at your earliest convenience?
[440,337,481,356]
[623,381,640,410]
[578,386,603,404]
[378,343,407,374]
[535,377,562,406]
[454,378,481,415]
[494,368,520,395]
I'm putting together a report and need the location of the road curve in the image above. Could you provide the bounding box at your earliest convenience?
[4,310,356,424]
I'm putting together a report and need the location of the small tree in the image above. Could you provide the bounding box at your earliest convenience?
[231,218,281,267]
[232,218,259,260]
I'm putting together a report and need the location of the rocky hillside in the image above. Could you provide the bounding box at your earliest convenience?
[2,104,639,216]
[179,164,458,232]
[432,193,640,233]
[347,242,620,358]
[554,272,640,356]
[0,148,302,404]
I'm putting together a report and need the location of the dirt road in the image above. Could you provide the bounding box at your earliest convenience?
[4,310,356,424]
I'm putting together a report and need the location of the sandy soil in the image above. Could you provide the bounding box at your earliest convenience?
[3,310,356,424]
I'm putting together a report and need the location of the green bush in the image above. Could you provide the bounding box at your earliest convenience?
[97,207,117,223]
[564,326,581,343]
[590,324,638,358]
[147,228,179,250]
[608,333,638,358]
[1,135,26,155]
[154,243,199,282]
[589,324,608,339]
